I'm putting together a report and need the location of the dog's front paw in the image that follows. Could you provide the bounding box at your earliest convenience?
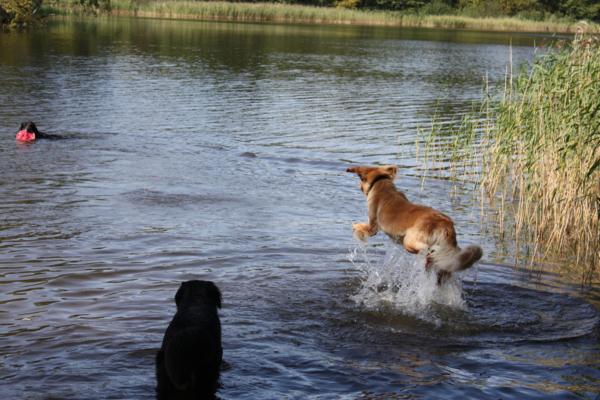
[352,223,370,242]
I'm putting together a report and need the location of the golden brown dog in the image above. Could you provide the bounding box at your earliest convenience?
[347,165,482,283]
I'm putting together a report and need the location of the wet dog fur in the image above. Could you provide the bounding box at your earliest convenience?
[19,121,60,140]
[156,280,223,400]
[347,165,482,284]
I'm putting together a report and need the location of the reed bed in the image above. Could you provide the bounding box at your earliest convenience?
[44,0,600,33]
[111,1,400,25]
[419,34,600,284]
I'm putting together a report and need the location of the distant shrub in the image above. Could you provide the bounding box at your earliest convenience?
[459,0,503,17]
[360,0,428,12]
[515,9,546,21]
[0,4,9,25]
[0,0,43,29]
[336,0,360,9]
[419,0,455,15]
[460,0,537,16]
[70,0,111,14]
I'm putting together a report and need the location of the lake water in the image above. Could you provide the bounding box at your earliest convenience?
[0,17,598,399]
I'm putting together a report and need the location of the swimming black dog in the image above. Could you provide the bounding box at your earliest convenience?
[19,121,61,140]
[156,280,223,400]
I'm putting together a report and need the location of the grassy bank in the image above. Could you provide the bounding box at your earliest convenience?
[43,0,600,33]
[419,35,600,284]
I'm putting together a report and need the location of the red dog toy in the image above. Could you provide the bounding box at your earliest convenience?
[16,129,36,142]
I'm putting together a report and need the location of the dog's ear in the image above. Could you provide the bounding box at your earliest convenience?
[384,165,398,179]
[174,282,186,306]
[27,122,39,134]
[205,281,222,309]
[347,166,367,180]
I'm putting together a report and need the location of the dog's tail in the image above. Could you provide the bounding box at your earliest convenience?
[453,245,483,272]
[430,244,483,273]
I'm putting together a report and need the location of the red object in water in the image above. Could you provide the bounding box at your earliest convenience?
[16,129,36,142]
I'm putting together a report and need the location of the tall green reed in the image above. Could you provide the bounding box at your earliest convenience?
[419,34,600,283]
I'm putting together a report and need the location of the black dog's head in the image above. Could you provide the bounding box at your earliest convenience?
[175,280,222,309]
[20,121,40,134]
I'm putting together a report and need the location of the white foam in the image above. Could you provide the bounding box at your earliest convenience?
[348,242,466,324]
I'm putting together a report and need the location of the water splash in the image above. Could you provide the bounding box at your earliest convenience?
[348,242,466,323]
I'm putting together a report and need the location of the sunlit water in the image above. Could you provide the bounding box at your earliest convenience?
[0,18,598,399]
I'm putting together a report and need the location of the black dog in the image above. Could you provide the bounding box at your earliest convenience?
[19,121,61,139]
[156,280,223,400]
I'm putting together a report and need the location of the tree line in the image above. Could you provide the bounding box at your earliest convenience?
[0,0,108,28]
[295,0,599,21]
[1,0,43,29]
[2,0,599,29]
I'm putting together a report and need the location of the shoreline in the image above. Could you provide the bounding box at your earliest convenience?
[44,1,599,34]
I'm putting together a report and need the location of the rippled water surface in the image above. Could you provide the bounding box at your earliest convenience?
[1,18,598,399]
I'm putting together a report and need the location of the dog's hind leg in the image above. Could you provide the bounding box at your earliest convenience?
[436,270,451,285]
[402,230,429,255]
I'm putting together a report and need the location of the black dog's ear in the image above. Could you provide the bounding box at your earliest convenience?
[27,122,39,134]
[19,122,26,130]
[174,283,185,307]
[205,281,222,309]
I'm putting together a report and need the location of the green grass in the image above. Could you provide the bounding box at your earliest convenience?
[419,35,600,284]
[43,0,600,33]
